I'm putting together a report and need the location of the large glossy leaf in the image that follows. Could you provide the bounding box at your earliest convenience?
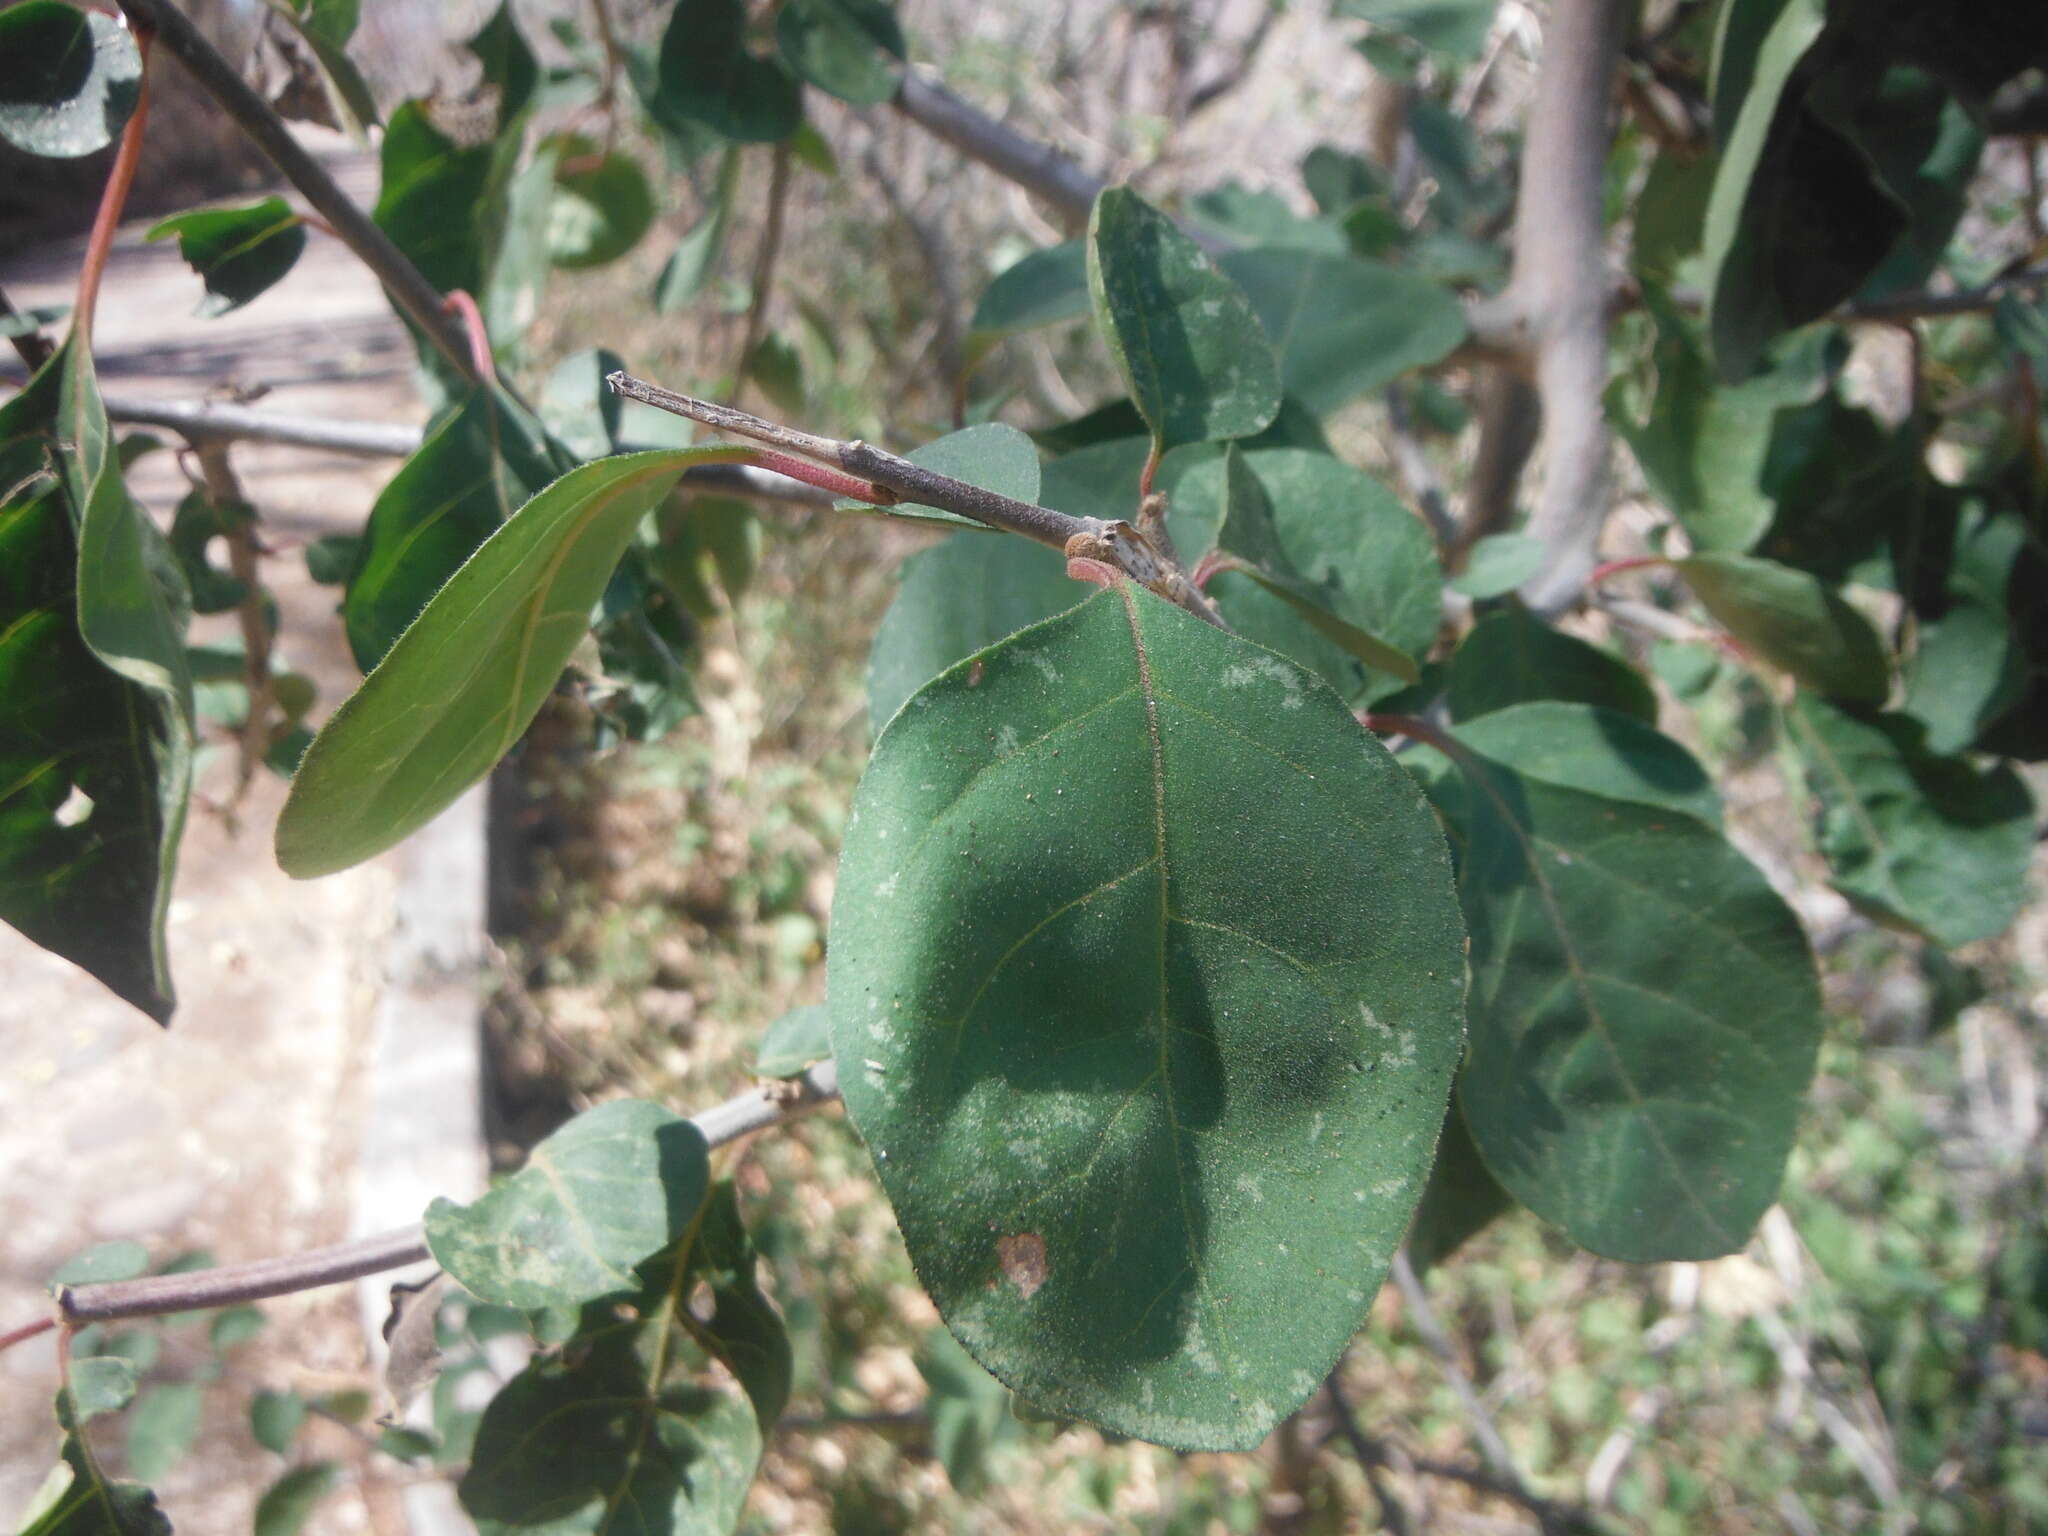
[1789,698,2034,949]
[655,0,803,143]
[775,0,905,105]
[1087,188,1280,450]
[17,1429,169,1536]
[145,198,307,318]
[1448,606,1656,723]
[0,349,189,1021]
[459,1183,790,1536]
[1448,745,1821,1260]
[341,390,557,671]
[1676,552,1888,701]
[830,583,1466,1450]
[1218,248,1468,414]
[279,447,747,878]
[426,1100,711,1309]
[0,3,140,159]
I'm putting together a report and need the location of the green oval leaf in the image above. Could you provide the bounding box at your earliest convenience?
[279,447,742,878]
[755,1003,832,1077]
[1447,532,1546,599]
[1217,248,1468,414]
[0,3,140,159]
[20,1431,170,1536]
[253,1463,340,1536]
[63,1358,139,1424]
[249,1389,306,1455]
[655,0,804,143]
[144,198,307,317]
[1,343,191,1022]
[1087,188,1281,451]
[830,582,1466,1450]
[1448,605,1657,723]
[50,1240,150,1286]
[426,1099,711,1310]
[125,1384,202,1481]
[1789,698,2035,949]
[1676,552,1889,701]
[546,140,655,269]
[969,240,1090,338]
[775,0,905,105]
[1449,748,1822,1261]
[1452,701,1721,826]
[834,420,1041,530]
[459,1183,790,1535]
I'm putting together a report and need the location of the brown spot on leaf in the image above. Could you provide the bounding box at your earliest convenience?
[996,1232,1048,1298]
[967,660,985,687]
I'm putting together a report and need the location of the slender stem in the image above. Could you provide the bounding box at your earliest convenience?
[1844,261,2048,323]
[113,0,478,382]
[75,23,154,346]
[47,1061,842,1327]
[1389,1251,1525,1490]
[442,290,496,381]
[607,372,1092,551]
[0,1316,54,1354]
[731,143,793,408]
[194,443,274,800]
[1322,1376,1414,1536]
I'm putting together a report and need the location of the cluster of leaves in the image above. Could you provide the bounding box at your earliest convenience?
[3,0,2045,1527]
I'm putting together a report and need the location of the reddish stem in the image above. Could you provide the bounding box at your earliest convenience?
[441,289,496,381]
[74,22,154,343]
[295,210,341,241]
[0,1316,54,1355]
[747,447,898,505]
[1586,555,1667,587]
[1358,712,1463,757]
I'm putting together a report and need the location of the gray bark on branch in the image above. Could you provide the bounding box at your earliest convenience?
[51,1062,843,1326]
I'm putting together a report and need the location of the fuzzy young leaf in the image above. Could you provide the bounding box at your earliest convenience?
[1218,248,1467,414]
[1448,745,1821,1261]
[459,1183,790,1535]
[776,0,906,105]
[426,1100,711,1310]
[279,447,747,878]
[1789,698,2034,949]
[145,199,306,318]
[1448,606,1657,723]
[63,1358,139,1424]
[655,0,803,142]
[831,583,1466,1451]
[0,4,140,159]
[1087,188,1281,450]
[1677,552,1889,701]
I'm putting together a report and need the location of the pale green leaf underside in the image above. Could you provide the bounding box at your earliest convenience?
[830,583,1465,1451]
[425,1099,710,1310]
[277,448,745,877]
[1453,753,1821,1261]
